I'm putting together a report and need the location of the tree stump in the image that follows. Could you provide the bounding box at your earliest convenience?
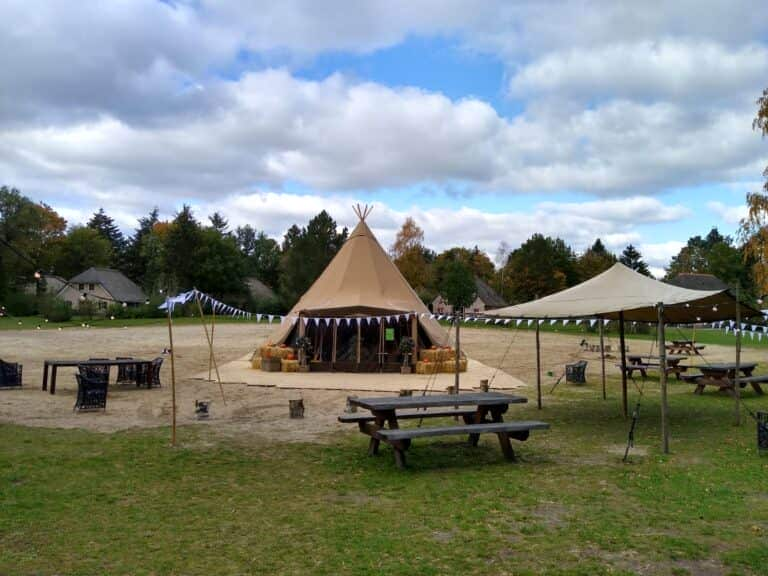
[479,379,489,392]
[289,399,305,419]
[445,385,456,395]
[345,396,357,413]
[398,389,413,397]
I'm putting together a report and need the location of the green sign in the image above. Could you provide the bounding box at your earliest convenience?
[385,328,395,341]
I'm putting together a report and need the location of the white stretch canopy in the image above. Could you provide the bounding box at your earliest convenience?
[485,263,759,323]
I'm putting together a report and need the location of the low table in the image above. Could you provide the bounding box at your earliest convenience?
[666,341,705,355]
[42,358,152,395]
[623,354,688,379]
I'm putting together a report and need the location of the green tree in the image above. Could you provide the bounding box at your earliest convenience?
[504,234,578,302]
[0,186,66,296]
[440,260,476,311]
[577,238,616,281]
[88,208,126,267]
[432,246,495,291]
[164,205,203,292]
[194,228,247,296]
[124,207,160,287]
[208,212,230,235]
[236,225,281,288]
[52,226,113,278]
[279,211,348,307]
[619,244,650,276]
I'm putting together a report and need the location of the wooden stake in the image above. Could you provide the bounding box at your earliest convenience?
[658,302,670,454]
[208,304,216,381]
[195,295,226,405]
[535,322,542,409]
[411,313,418,365]
[599,318,606,400]
[331,319,337,368]
[167,306,177,446]
[734,286,742,426]
[619,311,628,418]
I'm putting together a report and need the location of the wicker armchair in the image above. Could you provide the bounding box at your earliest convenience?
[0,360,22,388]
[565,360,588,384]
[116,357,136,385]
[74,374,108,411]
[79,360,110,384]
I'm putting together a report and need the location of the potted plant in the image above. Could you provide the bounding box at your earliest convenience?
[296,336,312,372]
[399,336,415,374]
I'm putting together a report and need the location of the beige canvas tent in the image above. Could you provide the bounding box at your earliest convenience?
[485,262,761,453]
[267,206,448,371]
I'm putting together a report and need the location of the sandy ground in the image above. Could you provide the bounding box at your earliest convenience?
[0,324,762,442]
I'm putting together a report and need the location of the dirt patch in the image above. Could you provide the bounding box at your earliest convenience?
[1,324,762,444]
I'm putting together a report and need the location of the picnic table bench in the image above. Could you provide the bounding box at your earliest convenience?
[617,354,688,379]
[666,340,705,355]
[682,362,764,395]
[342,392,549,468]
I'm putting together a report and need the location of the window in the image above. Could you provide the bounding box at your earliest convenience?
[88,283,95,291]
[78,283,85,290]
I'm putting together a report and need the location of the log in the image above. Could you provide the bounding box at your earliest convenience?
[289,399,305,419]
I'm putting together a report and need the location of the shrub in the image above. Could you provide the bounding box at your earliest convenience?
[47,299,73,322]
[3,292,37,316]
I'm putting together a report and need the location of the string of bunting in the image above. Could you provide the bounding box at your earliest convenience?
[157,290,766,340]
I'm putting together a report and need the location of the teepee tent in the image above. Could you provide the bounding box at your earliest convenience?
[268,205,448,371]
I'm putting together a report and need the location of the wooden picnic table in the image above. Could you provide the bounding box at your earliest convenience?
[42,358,152,395]
[685,362,764,395]
[345,392,548,468]
[665,340,705,355]
[621,354,689,379]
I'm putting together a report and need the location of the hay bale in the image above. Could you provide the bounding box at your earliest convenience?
[251,356,262,370]
[415,361,439,375]
[419,347,456,362]
[281,359,299,372]
[440,358,468,373]
[262,345,296,360]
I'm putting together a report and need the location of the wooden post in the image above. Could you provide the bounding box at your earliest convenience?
[331,319,337,368]
[599,318,606,400]
[208,304,215,381]
[289,398,304,418]
[734,287,742,426]
[379,317,385,371]
[166,305,177,446]
[356,318,361,365]
[411,313,418,365]
[619,311,628,418]
[535,322,542,409]
[195,295,226,404]
[658,303,670,454]
[454,309,461,394]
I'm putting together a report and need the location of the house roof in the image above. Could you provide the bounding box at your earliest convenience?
[485,262,760,322]
[665,273,729,292]
[67,267,146,303]
[474,277,506,308]
[270,216,447,345]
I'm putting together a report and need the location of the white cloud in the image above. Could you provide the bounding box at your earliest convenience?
[708,201,749,225]
[509,41,768,103]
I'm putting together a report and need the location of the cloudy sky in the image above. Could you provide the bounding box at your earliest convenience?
[2,1,767,276]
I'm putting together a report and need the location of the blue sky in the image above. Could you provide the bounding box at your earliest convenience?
[1,0,766,276]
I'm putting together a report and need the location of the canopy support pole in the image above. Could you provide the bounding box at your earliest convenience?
[535,322,542,409]
[166,305,177,446]
[734,286,742,426]
[599,319,606,400]
[411,314,418,365]
[356,319,361,365]
[454,309,461,394]
[658,302,670,454]
[331,319,337,370]
[619,312,628,418]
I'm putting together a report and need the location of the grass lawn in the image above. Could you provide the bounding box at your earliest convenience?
[2,377,767,574]
[0,315,262,331]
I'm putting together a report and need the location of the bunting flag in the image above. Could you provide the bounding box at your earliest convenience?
[589,319,597,327]
[563,319,570,326]
[516,319,523,326]
[549,319,557,325]
[575,319,583,326]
